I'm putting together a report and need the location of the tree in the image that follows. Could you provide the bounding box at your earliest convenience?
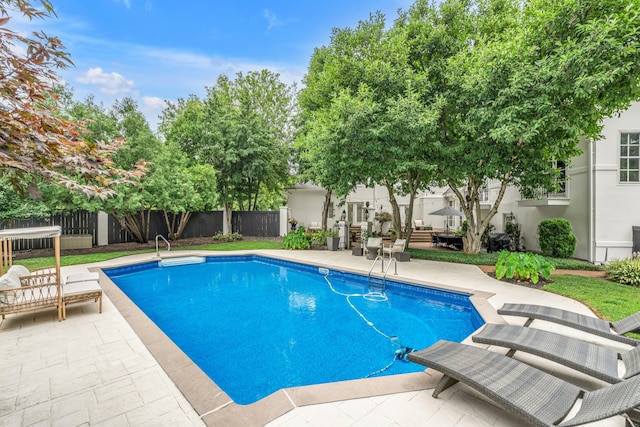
[396,0,640,253]
[0,0,142,198]
[144,140,218,240]
[297,13,439,238]
[104,98,160,243]
[162,71,295,233]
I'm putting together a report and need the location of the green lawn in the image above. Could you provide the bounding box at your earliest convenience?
[16,240,284,270]
[407,247,636,325]
[15,240,637,327]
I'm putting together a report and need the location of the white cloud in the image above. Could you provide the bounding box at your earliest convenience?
[263,9,282,30]
[77,67,135,95]
[140,96,166,130]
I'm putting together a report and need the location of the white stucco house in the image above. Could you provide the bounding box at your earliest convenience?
[286,102,640,263]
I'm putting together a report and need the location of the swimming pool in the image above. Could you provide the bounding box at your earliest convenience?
[104,255,483,405]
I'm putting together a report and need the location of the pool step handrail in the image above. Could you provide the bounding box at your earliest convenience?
[368,255,386,292]
[155,234,171,257]
[384,257,398,277]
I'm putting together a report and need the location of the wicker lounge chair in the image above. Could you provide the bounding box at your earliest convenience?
[408,340,640,427]
[472,323,640,383]
[498,303,640,346]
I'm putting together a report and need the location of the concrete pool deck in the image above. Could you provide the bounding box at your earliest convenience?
[0,249,628,426]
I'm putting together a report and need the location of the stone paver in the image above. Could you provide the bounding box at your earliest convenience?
[0,249,629,426]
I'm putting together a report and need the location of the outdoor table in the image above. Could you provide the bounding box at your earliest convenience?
[437,234,463,250]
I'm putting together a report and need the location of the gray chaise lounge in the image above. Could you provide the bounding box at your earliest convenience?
[472,323,640,383]
[498,303,640,346]
[408,340,640,427]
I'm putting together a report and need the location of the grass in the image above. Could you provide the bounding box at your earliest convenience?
[408,246,638,324]
[545,275,640,338]
[16,240,284,270]
[407,247,603,271]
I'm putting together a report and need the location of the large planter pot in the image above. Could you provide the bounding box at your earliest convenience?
[327,236,339,251]
[351,247,363,256]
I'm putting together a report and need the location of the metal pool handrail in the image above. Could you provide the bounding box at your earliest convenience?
[155,234,171,256]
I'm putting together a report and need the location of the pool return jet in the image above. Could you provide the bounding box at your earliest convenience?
[319,267,416,377]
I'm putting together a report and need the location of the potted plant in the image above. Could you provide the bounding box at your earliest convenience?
[288,218,298,231]
[326,231,340,251]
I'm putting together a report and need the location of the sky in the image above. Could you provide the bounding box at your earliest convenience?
[12,0,412,130]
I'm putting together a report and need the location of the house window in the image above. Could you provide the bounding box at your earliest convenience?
[620,132,640,183]
[347,203,364,223]
[553,160,567,195]
[328,202,334,218]
[479,187,489,203]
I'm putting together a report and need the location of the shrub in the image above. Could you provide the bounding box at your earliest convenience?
[495,250,555,284]
[283,228,311,250]
[212,232,243,242]
[306,229,337,246]
[605,258,640,287]
[538,218,577,258]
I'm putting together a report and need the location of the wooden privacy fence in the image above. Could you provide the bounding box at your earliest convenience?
[1,210,279,250]
[232,211,280,237]
[0,211,97,250]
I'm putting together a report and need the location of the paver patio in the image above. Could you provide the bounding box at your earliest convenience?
[0,249,628,426]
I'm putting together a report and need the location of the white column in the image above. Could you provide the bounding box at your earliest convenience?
[97,211,109,246]
[279,206,289,236]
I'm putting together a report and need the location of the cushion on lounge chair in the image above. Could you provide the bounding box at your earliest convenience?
[8,265,30,277]
[498,303,640,346]
[408,340,640,427]
[472,323,629,383]
[63,280,102,296]
[0,271,22,304]
[65,271,100,284]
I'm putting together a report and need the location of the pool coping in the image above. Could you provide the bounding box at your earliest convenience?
[95,251,501,427]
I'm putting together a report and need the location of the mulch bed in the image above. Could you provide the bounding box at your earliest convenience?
[485,271,550,290]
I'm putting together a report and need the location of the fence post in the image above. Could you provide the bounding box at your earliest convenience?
[97,211,109,246]
[279,206,289,236]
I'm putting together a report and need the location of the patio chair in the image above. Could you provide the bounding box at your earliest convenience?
[383,239,407,259]
[363,237,383,260]
[414,219,425,230]
[498,303,640,346]
[62,279,103,320]
[408,340,640,427]
[472,323,640,383]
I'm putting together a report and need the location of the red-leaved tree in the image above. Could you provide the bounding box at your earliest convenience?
[0,0,143,199]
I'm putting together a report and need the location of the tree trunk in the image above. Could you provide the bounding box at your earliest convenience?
[384,180,403,238]
[224,202,233,234]
[321,189,332,231]
[175,212,192,239]
[463,229,483,254]
[116,212,146,243]
[163,211,192,240]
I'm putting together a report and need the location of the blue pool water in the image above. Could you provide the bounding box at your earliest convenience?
[104,255,483,405]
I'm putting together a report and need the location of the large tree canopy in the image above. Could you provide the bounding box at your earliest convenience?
[297,13,439,237]
[298,0,640,253]
[0,0,143,198]
[404,0,640,253]
[162,70,296,233]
